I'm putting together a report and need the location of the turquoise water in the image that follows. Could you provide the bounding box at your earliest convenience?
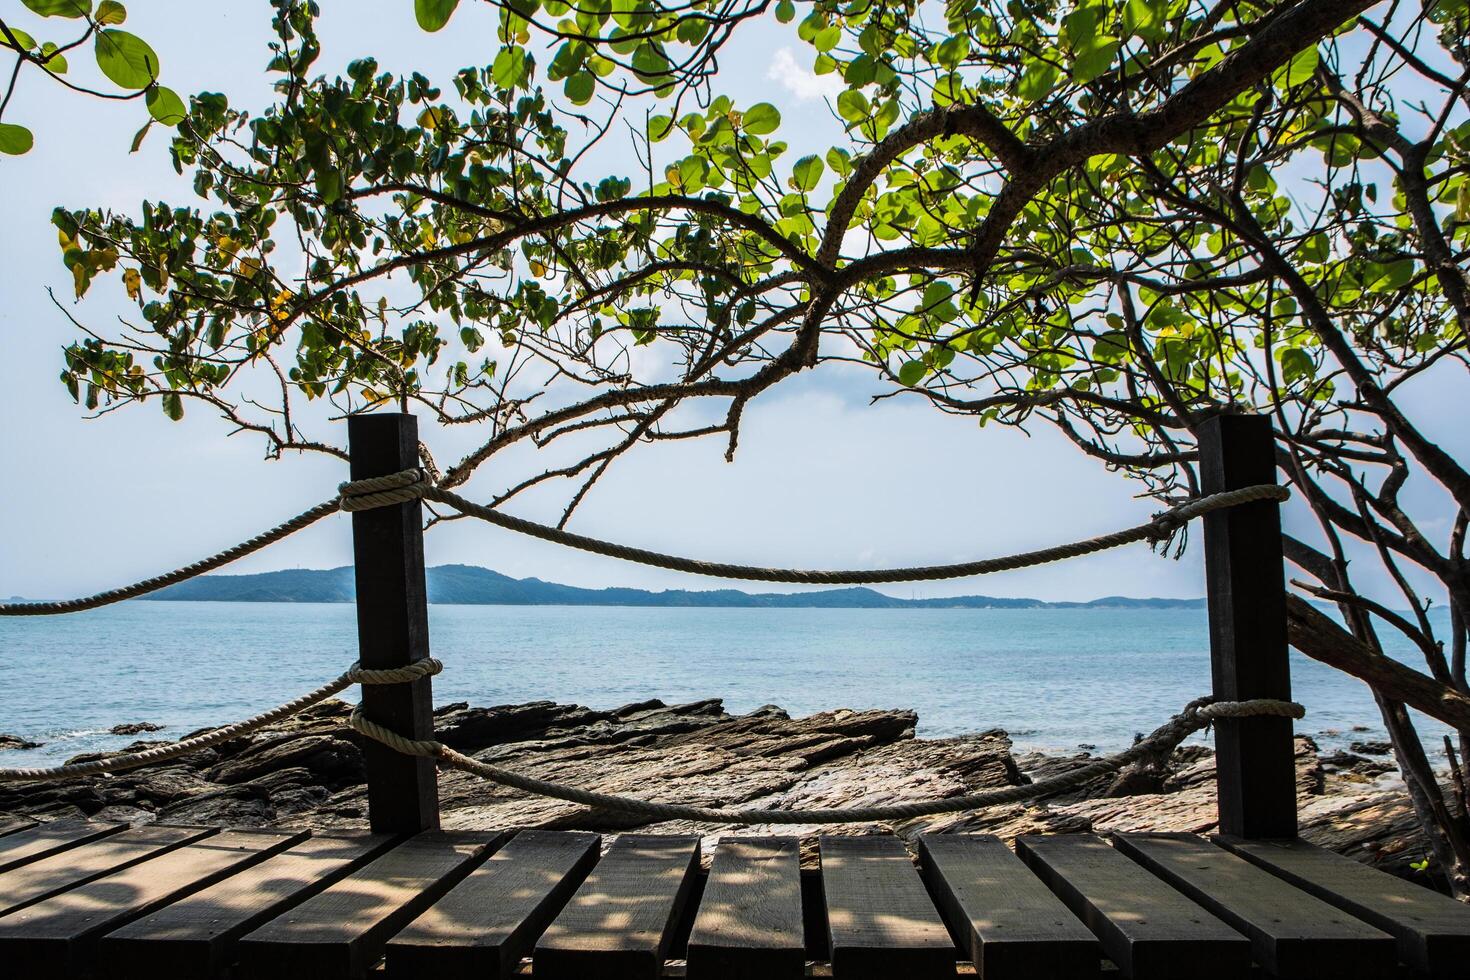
[0,602,1451,764]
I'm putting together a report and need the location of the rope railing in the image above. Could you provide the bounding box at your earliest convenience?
[0,468,1290,614]
[0,659,444,783]
[0,652,1303,823]
[0,447,1304,824]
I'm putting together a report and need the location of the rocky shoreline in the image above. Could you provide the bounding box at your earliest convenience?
[0,698,1440,881]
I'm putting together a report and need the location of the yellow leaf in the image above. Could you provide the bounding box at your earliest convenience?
[72,263,86,299]
[237,257,261,278]
[270,288,294,322]
[123,267,141,302]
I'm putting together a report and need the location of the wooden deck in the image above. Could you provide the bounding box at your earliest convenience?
[0,818,1466,979]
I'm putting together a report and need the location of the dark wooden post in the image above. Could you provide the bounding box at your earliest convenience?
[348,412,439,833]
[1198,413,1296,839]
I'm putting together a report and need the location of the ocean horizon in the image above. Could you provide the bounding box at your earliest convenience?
[0,600,1449,768]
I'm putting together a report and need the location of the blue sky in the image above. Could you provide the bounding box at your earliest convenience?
[1,0,1456,606]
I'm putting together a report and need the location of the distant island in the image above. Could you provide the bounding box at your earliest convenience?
[136,564,1205,610]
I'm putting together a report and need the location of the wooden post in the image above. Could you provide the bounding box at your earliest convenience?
[1198,414,1296,839]
[348,412,439,833]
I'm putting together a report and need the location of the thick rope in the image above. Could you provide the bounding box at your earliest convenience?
[0,466,1288,612]
[0,469,428,617]
[348,696,1304,825]
[0,659,442,783]
[421,481,1290,585]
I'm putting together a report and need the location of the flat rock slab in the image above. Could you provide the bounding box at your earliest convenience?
[919,834,1099,979]
[535,834,702,980]
[386,829,600,979]
[1113,833,1396,979]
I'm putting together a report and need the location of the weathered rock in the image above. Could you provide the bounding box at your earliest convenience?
[1351,740,1395,756]
[0,734,43,751]
[0,696,1448,887]
[109,722,165,736]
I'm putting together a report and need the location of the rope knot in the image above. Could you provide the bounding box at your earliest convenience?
[346,657,444,685]
[338,468,431,513]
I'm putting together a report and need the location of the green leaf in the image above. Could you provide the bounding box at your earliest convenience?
[94,29,159,89]
[0,123,35,155]
[1071,35,1120,84]
[39,42,67,73]
[22,0,89,17]
[129,119,151,152]
[1278,347,1315,383]
[791,153,823,191]
[95,0,126,23]
[2,28,36,52]
[161,391,184,421]
[564,70,595,104]
[631,42,671,83]
[775,0,795,22]
[743,102,781,135]
[836,89,869,123]
[145,85,186,125]
[1273,46,1320,89]
[415,0,460,31]
[1123,0,1164,41]
[492,46,529,89]
[897,359,926,386]
[1018,60,1060,101]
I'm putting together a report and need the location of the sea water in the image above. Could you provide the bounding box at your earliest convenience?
[0,601,1452,764]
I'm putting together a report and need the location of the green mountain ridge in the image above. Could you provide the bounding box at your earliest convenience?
[134,564,1206,609]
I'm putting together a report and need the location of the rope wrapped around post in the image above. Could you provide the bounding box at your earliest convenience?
[347,695,1305,825]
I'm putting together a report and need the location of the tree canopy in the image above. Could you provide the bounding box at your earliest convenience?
[27,0,1470,890]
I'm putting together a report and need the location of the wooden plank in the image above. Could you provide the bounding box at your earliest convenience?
[1221,836,1470,979]
[0,816,37,838]
[1198,413,1297,838]
[0,818,125,873]
[386,830,600,979]
[819,835,957,980]
[0,824,212,917]
[234,830,499,979]
[534,834,702,980]
[103,832,397,980]
[918,834,1099,979]
[1113,833,1395,978]
[348,411,439,834]
[686,837,805,980]
[1015,834,1249,980]
[0,828,301,979]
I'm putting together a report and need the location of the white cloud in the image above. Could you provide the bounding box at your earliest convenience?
[766,47,844,101]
